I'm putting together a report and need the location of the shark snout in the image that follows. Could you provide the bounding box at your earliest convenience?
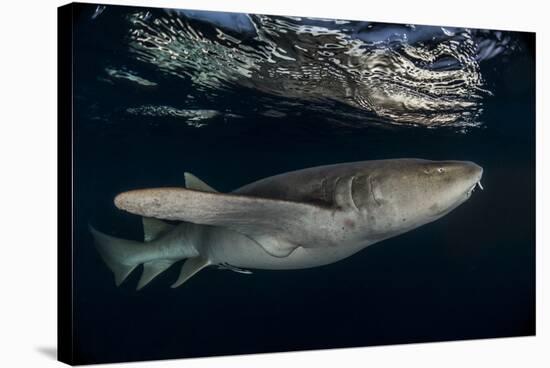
[460,161,483,190]
[439,160,482,181]
[415,160,484,220]
[464,161,483,181]
[445,161,484,199]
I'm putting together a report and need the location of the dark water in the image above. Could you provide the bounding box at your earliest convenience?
[72,3,535,365]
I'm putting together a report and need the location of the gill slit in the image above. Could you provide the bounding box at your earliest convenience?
[349,175,359,212]
[368,176,382,207]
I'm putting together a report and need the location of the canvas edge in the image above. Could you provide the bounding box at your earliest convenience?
[58,2,75,366]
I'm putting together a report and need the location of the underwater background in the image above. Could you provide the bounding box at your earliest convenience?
[71,3,535,364]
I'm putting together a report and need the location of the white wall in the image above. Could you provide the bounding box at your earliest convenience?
[0,0,546,367]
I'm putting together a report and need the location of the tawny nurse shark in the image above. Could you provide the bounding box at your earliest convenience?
[90,158,483,290]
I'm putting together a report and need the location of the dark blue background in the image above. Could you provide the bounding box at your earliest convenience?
[71,4,535,365]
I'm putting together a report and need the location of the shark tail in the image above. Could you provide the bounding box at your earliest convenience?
[89,224,154,288]
[89,218,207,290]
[89,219,182,290]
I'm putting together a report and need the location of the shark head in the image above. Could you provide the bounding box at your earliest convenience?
[352,159,483,240]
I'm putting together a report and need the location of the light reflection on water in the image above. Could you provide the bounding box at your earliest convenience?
[112,10,518,129]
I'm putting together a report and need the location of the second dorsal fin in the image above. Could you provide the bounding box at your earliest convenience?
[142,217,175,242]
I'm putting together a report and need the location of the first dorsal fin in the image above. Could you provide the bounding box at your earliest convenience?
[142,217,174,242]
[184,172,218,193]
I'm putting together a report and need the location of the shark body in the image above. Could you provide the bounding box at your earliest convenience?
[91,158,483,289]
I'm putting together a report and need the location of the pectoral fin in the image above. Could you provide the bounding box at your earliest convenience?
[114,187,324,257]
[248,235,299,257]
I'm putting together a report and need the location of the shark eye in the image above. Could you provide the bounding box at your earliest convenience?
[437,167,445,173]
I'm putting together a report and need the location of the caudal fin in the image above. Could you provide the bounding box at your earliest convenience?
[90,224,178,289]
[89,221,203,290]
[89,225,143,286]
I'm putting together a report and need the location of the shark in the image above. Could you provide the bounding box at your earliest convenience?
[90,158,483,290]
